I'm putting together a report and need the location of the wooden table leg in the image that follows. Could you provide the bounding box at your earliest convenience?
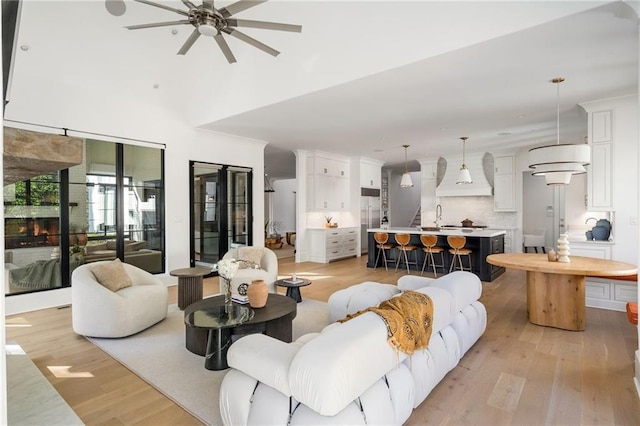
[178,276,204,310]
[526,271,586,331]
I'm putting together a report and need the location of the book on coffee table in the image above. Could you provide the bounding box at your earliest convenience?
[232,295,249,304]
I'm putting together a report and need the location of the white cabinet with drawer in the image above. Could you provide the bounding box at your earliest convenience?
[572,241,636,312]
[308,227,358,263]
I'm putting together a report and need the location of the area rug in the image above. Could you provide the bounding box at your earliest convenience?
[88,298,330,426]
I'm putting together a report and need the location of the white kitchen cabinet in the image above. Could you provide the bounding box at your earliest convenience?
[308,227,358,263]
[360,160,382,189]
[307,153,350,211]
[571,241,635,312]
[493,155,515,212]
[585,109,613,211]
[419,160,438,224]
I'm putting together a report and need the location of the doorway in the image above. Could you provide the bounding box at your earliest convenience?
[522,171,566,250]
[190,162,253,269]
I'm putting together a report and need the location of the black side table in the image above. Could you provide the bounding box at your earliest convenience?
[275,278,311,303]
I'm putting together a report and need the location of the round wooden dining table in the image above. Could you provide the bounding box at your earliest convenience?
[486,253,637,331]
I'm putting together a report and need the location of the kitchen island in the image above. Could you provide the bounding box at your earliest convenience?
[367,227,506,282]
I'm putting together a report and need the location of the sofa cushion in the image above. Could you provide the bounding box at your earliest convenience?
[328,282,400,322]
[85,242,108,254]
[125,240,147,252]
[91,258,133,292]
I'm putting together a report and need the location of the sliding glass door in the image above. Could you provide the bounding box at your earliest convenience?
[4,130,166,296]
[190,162,252,269]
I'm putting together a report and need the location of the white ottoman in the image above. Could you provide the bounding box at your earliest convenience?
[328,281,401,322]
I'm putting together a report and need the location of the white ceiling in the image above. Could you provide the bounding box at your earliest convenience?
[200,1,638,178]
[6,1,638,181]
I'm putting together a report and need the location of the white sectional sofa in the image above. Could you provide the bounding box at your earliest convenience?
[219,271,487,425]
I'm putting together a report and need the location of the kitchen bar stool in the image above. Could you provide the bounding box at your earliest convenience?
[420,234,445,277]
[447,235,472,273]
[373,232,396,271]
[395,233,418,274]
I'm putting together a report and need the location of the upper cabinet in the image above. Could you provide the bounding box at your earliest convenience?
[493,155,516,212]
[360,160,383,189]
[586,109,613,211]
[419,160,438,217]
[307,152,350,211]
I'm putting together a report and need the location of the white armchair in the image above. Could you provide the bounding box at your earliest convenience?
[72,261,168,338]
[222,247,278,293]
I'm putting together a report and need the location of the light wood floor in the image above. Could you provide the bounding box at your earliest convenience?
[6,255,640,425]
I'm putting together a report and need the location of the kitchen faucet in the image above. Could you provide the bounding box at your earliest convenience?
[435,204,442,227]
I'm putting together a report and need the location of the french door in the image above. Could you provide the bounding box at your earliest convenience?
[190,162,252,268]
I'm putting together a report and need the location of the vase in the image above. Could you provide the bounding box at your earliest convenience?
[557,233,570,263]
[222,277,233,307]
[247,279,268,308]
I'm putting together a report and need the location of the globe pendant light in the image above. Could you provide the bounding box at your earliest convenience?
[456,137,472,185]
[400,144,413,188]
[528,77,590,185]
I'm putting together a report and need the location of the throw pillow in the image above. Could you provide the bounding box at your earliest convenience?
[91,259,133,292]
[238,247,264,267]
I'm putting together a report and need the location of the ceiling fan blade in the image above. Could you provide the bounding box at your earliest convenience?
[180,0,198,9]
[178,29,201,55]
[226,18,302,33]
[125,20,191,30]
[133,0,189,16]
[223,28,279,57]
[218,0,267,18]
[214,33,237,64]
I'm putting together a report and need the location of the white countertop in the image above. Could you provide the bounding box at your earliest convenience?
[367,227,506,238]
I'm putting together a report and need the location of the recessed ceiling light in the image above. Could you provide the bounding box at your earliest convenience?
[153,83,159,89]
[373,149,384,153]
[497,132,512,136]
[171,29,178,35]
[518,115,526,119]
[20,44,29,51]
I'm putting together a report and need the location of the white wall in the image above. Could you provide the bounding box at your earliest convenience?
[4,59,267,314]
[271,179,297,237]
[389,171,421,227]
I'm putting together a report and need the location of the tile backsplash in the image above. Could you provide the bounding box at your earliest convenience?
[424,196,517,230]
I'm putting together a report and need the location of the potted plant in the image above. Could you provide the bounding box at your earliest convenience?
[325,216,332,228]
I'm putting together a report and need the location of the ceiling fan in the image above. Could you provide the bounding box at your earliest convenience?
[125,0,302,63]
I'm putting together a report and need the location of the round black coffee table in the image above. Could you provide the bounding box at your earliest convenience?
[184,293,297,368]
[275,278,311,303]
[184,304,254,370]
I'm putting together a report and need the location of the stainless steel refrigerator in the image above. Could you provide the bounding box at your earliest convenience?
[360,188,381,254]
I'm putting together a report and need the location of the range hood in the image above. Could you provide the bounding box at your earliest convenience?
[435,152,494,197]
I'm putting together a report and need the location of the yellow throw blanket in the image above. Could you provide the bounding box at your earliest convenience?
[338,291,434,355]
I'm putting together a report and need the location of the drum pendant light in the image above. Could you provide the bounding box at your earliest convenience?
[400,144,414,188]
[457,137,472,185]
[528,77,590,185]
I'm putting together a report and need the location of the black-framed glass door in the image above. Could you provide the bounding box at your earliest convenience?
[190,162,253,268]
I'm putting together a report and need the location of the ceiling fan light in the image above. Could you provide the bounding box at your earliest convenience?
[457,166,472,185]
[401,172,414,188]
[198,23,218,37]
